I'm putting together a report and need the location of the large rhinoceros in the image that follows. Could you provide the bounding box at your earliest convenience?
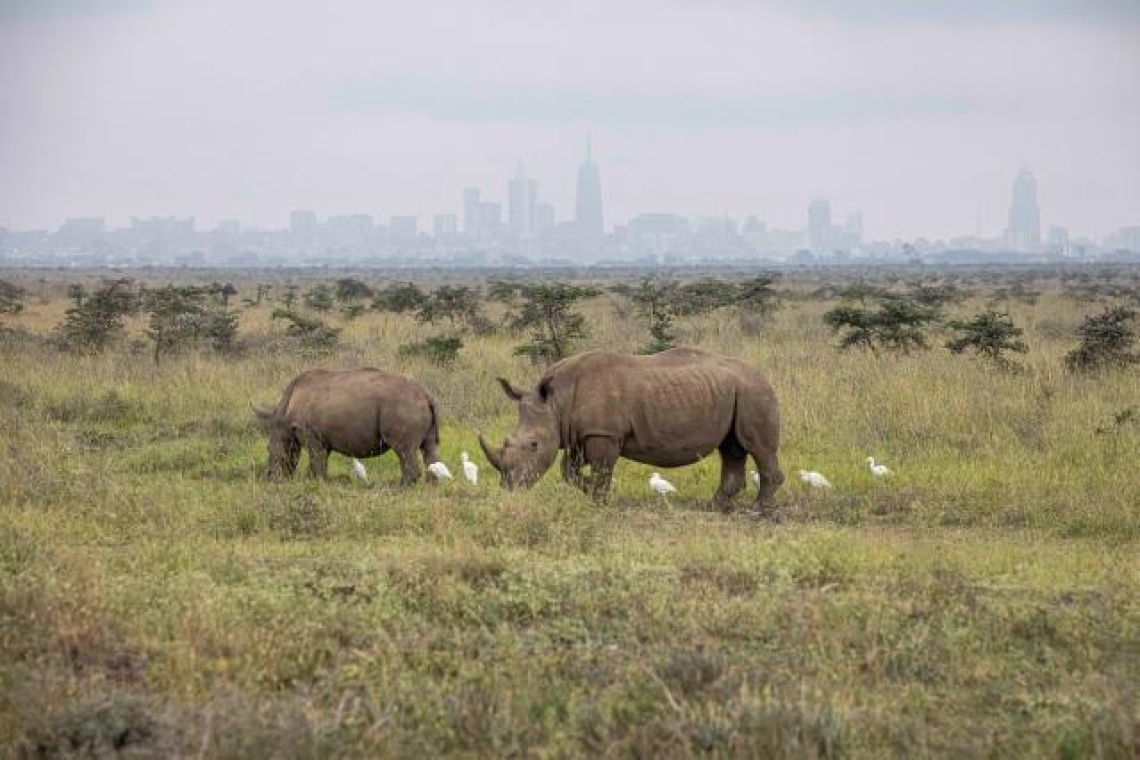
[254,368,443,484]
[479,347,783,513]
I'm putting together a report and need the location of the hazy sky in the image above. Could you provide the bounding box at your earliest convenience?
[1,0,1138,239]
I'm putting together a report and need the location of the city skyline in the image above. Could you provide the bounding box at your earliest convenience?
[4,158,1130,250]
[1,1,1138,239]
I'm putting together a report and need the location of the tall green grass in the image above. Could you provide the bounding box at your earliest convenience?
[1,270,1137,757]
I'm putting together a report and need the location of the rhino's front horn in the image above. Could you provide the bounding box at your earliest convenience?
[251,404,273,422]
[478,433,504,473]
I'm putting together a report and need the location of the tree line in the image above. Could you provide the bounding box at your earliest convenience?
[0,275,1134,373]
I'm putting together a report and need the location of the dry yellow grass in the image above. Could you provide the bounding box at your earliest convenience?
[1,267,1138,757]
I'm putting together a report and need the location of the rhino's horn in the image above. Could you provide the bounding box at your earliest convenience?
[251,403,274,422]
[478,433,504,472]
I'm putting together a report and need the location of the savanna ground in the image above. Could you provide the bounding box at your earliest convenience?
[1,265,1138,758]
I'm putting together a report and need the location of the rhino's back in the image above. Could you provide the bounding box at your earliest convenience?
[284,368,420,412]
[553,348,763,398]
[553,350,768,455]
[280,369,433,454]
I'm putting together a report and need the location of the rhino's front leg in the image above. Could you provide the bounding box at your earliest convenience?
[583,436,619,503]
[560,448,589,493]
[298,428,330,478]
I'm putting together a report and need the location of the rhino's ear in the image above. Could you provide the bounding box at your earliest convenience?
[252,404,274,424]
[497,377,524,401]
[538,379,553,402]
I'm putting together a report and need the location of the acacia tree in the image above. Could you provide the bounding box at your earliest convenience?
[373,282,428,313]
[736,275,781,316]
[511,283,599,364]
[486,280,521,306]
[823,304,877,352]
[66,284,87,308]
[416,284,482,327]
[281,284,299,310]
[56,279,138,352]
[824,296,937,355]
[335,277,373,303]
[945,310,1028,366]
[672,279,737,316]
[304,284,335,313]
[627,278,679,354]
[0,279,25,323]
[399,335,464,365]
[1065,306,1138,372]
[210,282,238,307]
[142,285,239,363]
[144,285,209,364]
[271,308,340,353]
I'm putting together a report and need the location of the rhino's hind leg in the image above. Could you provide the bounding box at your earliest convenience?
[750,450,785,518]
[419,433,441,478]
[713,448,747,512]
[396,446,422,486]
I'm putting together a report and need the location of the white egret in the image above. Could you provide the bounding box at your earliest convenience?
[351,458,368,483]
[460,451,478,485]
[866,457,893,477]
[427,461,453,480]
[798,470,832,489]
[649,472,677,502]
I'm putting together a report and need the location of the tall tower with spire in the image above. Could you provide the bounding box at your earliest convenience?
[1005,166,1041,252]
[575,135,604,256]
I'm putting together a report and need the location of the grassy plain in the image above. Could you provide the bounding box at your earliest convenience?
[1,267,1138,758]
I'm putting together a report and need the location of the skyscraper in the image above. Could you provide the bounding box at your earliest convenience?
[508,165,538,241]
[290,210,318,249]
[433,214,458,240]
[807,199,832,251]
[1005,167,1041,251]
[463,188,481,240]
[575,136,604,254]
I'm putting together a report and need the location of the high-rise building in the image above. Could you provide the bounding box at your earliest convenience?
[1118,226,1140,252]
[480,202,502,242]
[508,165,538,241]
[390,215,417,243]
[463,188,481,240]
[325,214,372,250]
[535,203,555,238]
[575,137,604,253]
[57,217,106,247]
[1005,167,1041,251]
[290,210,318,248]
[433,214,458,240]
[807,199,832,250]
[1048,226,1070,253]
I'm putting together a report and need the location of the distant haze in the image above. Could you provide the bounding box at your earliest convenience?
[1,0,1138,239]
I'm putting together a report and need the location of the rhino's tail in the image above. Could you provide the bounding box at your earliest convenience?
[422,393,443,461]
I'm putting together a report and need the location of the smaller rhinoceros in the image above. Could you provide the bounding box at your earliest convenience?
[254,368,443,484]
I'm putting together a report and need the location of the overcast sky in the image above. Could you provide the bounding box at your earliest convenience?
[1,0,1138,239]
